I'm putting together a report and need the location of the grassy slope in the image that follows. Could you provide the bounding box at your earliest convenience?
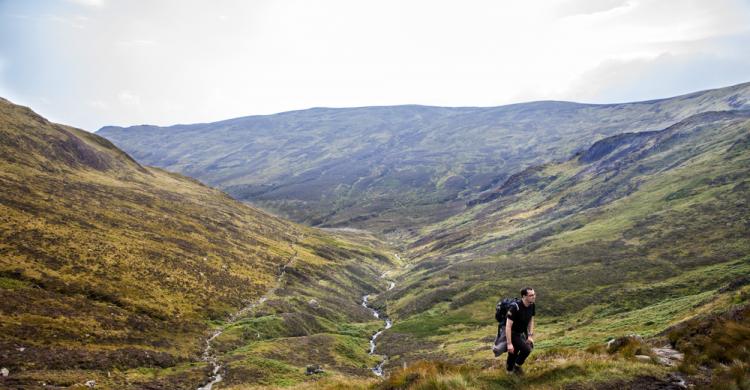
[212,231,403,388]
[97,83,750,235]
[0,98,396,389]
[3,93,749,389]
[364,110,750,387]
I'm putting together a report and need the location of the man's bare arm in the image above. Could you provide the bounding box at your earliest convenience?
[528,317,534,335]
[506,318,514,351]
[506,319,514,339]
[527,317,535,341]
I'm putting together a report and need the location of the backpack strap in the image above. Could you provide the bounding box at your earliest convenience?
[508,301,520,319]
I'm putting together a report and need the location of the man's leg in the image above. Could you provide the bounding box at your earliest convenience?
[506,330,521,372]
[506,348,517,372]
[513,333,532,368]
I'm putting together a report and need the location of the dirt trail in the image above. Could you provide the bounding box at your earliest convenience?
[197,236,302,390]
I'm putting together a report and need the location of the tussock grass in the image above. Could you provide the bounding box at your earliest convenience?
[668,296,750,389]
[369,349,666,390]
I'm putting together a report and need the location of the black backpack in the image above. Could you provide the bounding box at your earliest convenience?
[495,297,520,325]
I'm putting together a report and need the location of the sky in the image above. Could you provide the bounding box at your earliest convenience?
[1,0,750,132]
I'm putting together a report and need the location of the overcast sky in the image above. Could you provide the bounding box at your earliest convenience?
[1,0,750,131]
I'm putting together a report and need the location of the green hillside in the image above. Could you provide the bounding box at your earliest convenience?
[0,98,396,389]
[3,90,750,389]
[97,83,750,236]
[367,109,750,387]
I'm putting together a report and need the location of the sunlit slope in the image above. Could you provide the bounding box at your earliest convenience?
[0,98,395,388]
[98,83,750,234]
[210,230,402,388]
[375,110,750,370]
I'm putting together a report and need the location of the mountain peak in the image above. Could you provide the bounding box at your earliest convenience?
[0,97,145,174]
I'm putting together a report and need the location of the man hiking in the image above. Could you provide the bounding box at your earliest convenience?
[506,287,536,374]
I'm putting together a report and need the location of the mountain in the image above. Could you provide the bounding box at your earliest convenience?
[4,82,750,389]
[98,82,750,236]
[369,108,750,384]
[0,98,396,389]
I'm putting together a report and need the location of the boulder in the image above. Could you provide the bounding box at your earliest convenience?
[606,334,644,353]
[305,364,324,375]
[667,373,687,389]
[653,346,684,366]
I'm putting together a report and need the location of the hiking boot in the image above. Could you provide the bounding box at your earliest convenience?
[512,365,524,375]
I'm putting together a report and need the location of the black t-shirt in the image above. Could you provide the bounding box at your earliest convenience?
[507,301,535,334]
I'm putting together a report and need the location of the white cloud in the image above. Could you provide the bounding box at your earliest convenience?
[566,44,750,103]
[44,14,87,29]
[88,99,110,110]
[67,0,105,8]
[116,39,157,48]
[118,91,141,107]
[0,57,6,95]
[554,0,634,18]
[1,0,749,131]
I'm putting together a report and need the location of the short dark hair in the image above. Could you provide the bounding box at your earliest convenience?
[521,287,534,297]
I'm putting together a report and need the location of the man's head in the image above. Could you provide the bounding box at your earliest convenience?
[521,287,536,304]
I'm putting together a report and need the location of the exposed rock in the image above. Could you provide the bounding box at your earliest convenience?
[85,379,96,387]
[667,373,687,389]
[653,346,684,366]
[635,354,652,363]
[1,367,8,377]
[305,364,324,375]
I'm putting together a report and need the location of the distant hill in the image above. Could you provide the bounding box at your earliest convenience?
[0,98,395,388]
[98,82,750,235]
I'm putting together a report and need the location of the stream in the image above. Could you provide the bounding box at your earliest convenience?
[361,273,397,377]
[198,242,393,387]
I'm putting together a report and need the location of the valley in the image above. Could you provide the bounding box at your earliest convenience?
[1,82,749,389]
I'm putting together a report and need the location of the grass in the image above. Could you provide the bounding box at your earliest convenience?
[373,112,750,388]
[368,348,669,390]
[0,98,396,389]
[97,83,750,236]
[391,305,485,338]
[3,98,750,388]
[225,356,308,387]
[667,288,750,389]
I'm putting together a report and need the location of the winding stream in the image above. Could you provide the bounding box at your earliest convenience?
[198,242,395,387]
[361,273,397,377]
